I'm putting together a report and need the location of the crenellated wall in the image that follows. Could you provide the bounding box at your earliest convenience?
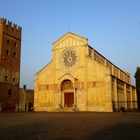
[0,18,21,39]
[0,18,22,111]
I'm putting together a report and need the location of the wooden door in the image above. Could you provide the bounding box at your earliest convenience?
[64,92,74,107]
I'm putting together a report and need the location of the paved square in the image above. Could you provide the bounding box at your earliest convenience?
[0,112,140,140]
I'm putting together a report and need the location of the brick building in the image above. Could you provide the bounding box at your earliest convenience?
[0,18,21,111]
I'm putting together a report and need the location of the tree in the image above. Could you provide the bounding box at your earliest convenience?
[135,67,140,109]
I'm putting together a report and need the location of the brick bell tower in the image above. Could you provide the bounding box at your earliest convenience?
[0,18,22,111]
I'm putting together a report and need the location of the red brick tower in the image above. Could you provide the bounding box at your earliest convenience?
[0,18,22,111]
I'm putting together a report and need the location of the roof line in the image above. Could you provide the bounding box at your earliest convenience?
[88,44,130,76]
[53,32,88,45]
[35,60,52,75]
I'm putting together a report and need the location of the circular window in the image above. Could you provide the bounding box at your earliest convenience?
[60,48,77,70]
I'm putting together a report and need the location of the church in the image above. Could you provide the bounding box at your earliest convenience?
[34,32,137,112]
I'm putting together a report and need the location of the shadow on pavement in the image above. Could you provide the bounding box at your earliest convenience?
[90,123,140,140]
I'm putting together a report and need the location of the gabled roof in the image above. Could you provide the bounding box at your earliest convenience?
[35,60,52,76]
[53,32,88,48]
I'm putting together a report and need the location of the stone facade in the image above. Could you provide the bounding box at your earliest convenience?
[34,32,137,112]
[19,86,34,111]
[0,18,21,111]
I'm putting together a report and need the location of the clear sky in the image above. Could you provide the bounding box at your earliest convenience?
[0,0,140,89]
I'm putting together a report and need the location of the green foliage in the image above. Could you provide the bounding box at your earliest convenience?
[135,67,140,93]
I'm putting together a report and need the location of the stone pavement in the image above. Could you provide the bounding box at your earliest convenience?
[0,112,140,140]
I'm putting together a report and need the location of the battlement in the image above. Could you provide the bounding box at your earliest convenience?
[0,17,22,39]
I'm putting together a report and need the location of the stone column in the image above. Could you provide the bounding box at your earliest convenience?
[124,83,127,109]
[74,88,77,108]
[134,88,137,109]
[130,86,133,109]
[113,78,118,111]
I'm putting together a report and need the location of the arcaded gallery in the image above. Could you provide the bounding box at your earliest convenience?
[34,32,137,112]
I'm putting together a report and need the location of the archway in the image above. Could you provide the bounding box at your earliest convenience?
[61,79,74,107]
[28,102,33,111]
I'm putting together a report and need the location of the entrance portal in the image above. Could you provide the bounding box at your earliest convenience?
[61,79,74,108]
[64,92,74,107]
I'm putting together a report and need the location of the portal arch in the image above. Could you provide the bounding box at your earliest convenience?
[61,79,73,90]
[60,79,74,108]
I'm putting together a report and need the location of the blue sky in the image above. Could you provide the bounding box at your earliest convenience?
[0,0,140,88]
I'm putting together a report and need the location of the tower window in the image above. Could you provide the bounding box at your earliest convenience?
[4,75,8,81]
[13,78,16,82]
[7,40,9,45]
[6,50,9,55]
[14,42,17,48]
[13,52,17,57]
[8,89,12,96]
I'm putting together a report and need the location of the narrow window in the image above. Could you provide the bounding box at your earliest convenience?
[89,48,92,58]
[8,89,12,96]
[13,52,17,57]
[7,40,9,45]
[6,50,9,55]
[13,78,16,82]
[4,75,8,81]
[14,42,17,48]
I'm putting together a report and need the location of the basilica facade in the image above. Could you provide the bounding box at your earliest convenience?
[34,32,137,112]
